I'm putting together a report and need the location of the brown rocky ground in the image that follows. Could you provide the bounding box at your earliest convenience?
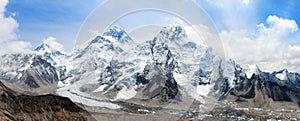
[82,99,300,121]
[178,100,300,121]
[0,81,95,121]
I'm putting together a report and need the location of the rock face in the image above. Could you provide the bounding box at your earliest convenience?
[137,64,179,102]
[21,56,59,88]
[226,66,300,107]
[0,81,95,121]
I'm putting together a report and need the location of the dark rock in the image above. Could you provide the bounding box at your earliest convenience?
[227,71,300,106]
[0,81,95,121]
[140,65,179,102]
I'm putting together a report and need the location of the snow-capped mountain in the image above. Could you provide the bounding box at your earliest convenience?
[35,43,66,66]
[0,53,59,93]
[227,66,300,106]
[0,41,67,93]
[103,26,133,44]
[0,25,300,109]
[34,43,68,80]
[56,35,125,88]
[272,69,300,88]
[55,25,217,108]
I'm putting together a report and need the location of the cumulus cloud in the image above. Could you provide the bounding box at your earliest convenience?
[221,15,300,72]
[43,36,65,52]
[0,0,18,42]
[203,0,300,72]
[0,0,32,55]
[0,41,32,55]
[258,15,298,36]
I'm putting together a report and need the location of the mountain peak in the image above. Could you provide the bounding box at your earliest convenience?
[242,64,261,79]
[35,43,64,56]
[34,43,65,66]
[274,69,289,80]
[157,25,187,41]
[35,43,50,51]
[103,26,132,43]
[278,69,289,73]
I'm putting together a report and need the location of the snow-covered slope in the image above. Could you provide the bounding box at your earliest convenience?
[35,43,65,66]
[35,43,67,80]
[0,53,34,81]
[54,28,133,106]
[102,26,133,44]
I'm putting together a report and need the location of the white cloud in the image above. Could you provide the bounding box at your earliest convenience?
[203,1,300,72]
[0,0,8,13]
[258,15,298,36]
[221,15,300,72]
[0,0,18,42]
[0,0,32,55]
[43,36,65,52]
[0,41,32,54]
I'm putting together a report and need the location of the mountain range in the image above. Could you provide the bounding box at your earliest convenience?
[0,25,300,116]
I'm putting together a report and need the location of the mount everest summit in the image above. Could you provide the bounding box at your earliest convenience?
[0,25,300,110]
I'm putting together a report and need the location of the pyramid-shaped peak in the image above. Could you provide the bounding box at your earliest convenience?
[103,26,132,43]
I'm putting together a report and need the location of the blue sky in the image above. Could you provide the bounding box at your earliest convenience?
[4,0,300,49]
[198,0,300,30]
[4,0,103,51]
[1,0,300,72]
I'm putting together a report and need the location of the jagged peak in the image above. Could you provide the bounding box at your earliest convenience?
[242,64,262,79]
[102,26,132,43]
[35,43,65,56]
[277,69,289,73]
[35,43,50,51]
[274,69,289,81]
[157,25,187,41]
